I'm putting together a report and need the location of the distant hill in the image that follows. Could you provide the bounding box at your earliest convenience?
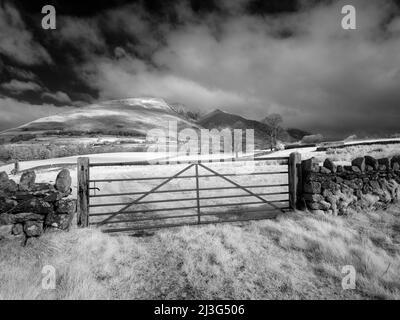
[0,98,201,143]
[198,109,309,148]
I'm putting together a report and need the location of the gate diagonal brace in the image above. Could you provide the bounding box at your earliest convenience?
[98,164,195,225]
[198,163,285,213]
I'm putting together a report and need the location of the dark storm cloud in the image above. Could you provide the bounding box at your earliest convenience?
[0,1,52,65]
[1,0,400,137]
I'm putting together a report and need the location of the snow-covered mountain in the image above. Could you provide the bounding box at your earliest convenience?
[0,97,201,142]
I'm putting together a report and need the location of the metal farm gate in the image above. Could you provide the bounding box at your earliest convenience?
[76,154,301,233]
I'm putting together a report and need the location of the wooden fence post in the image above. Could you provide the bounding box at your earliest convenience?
[77,157,90,227]
[14,160,20,174]
[288,152,301,210]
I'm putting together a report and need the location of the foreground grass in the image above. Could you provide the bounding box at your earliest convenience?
[1,205,400,300]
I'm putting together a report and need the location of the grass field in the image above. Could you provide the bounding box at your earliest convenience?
[1,148,400,299]
[1,204,399,299]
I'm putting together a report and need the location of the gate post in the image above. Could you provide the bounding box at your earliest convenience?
[288,152,301,210]
[77,157,90,227]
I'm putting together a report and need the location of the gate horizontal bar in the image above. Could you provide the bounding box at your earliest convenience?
[89,200,289,216]
[88,192,289,207]
[101,212,285,233]
[91,213,199,225]
[88,157,289,167]
[89,184,289,198]
[88,171,288,183]
[91,207,288,226]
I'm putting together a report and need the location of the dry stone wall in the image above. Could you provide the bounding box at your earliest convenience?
[0,169,76,241]
[300,155,400,215]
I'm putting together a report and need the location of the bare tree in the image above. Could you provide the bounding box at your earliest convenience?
[262,114,283,150]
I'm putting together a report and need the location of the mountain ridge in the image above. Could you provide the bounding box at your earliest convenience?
[198,108,310,148]
[0,98,310,147]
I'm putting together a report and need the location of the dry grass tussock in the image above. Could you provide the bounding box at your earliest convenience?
[0,205,399,300]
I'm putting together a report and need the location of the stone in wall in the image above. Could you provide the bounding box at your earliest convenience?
[19,171,36,191]
[0,225,14,240]
[323,158,336,173]
[365,156,379,170]
[0,172,18,194]
[55,169,72,193]
[302,157,319,173]
[24,221,43,237]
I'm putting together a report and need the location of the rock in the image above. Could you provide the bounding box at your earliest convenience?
[304,181,321,194]
[319,167,331,174]
[31,183,55,192]
[351,157,365,172]
[30,184,56,198]
[24,221,43,237]
[393,162,400,171]
[0,213,14,225]
[13,191,36,201]
[303,194,324,202]
[323,158,336,173]
[391,155,400,168]
[364,156,378,170]
[326,196,338,215]
[0,224,13,240]
[5,180,18,193]
[344,165,353,172]
[0,172,18,193]
[311,210,325,215]
[321,180,340,192]
[55,199,76,215]
[323,189,334,198]
[45,213,73,230]
[344,178,363,190]
[319,200,331,210]
[369,180,382,193]
[55,169,71,193]
[43,190,72,202]
[366,165,374,172]
[12,212,45,223]
[378,164,387,171]
[302,158,319,173]
[335,176,344,184]
[19,171,36,191]
[0,197,17,214]
[378,158,390,169]
[352,166,361,173]
[11,198,54,215]
[307,202,322,210]
[0,171,9,189]
[12,223,24,236]
[306,200,331,211]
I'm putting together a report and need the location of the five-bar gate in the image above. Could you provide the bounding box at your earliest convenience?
[77,154,301,233]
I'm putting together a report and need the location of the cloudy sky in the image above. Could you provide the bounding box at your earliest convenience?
[1,0,400,138]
